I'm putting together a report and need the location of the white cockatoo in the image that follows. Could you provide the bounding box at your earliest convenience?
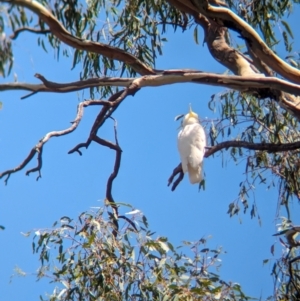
[177,105,206,184]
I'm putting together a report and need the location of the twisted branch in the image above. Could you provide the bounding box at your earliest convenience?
[0,100,105,183]
[184,0,300,84]
[95,117,122,237]
[68,86,139,155]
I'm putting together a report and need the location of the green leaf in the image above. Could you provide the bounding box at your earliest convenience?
[193,26,199,45]
[60,216,72,223]
[263,259,269,265]
[174,114,184,121]
[281,20,294,39]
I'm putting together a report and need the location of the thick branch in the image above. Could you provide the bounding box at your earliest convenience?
[2,71,300,99]
[197,15,263,77]
[3,71,300,118]
[2,0,155,75]
[186,0,300,84]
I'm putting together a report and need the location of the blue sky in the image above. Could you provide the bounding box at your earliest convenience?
[1,4,300,300]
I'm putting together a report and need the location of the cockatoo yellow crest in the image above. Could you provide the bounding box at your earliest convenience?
[177,105,206,184]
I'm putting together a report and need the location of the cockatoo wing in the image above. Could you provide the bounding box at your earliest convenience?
[178,123,206,184]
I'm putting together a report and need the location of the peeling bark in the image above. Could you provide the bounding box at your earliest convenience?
[186,0,300,84]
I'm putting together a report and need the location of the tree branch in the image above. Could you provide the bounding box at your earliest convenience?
[3,71,300,118]
[68,88,133,155]
[92,118,122,237]
[2,0,155,76]
[9,27,51,39]
[0,100,105,183]
[169,139,300,191]
[205,140,300,157]
[185,0,300,84]
[67,90,136,237]
[2,71,300,101]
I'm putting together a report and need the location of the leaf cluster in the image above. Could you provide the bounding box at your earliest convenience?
[0,5,14,76]
[29,205,251,301]
[228,0,300,51]
[4,0,188,95]
[208,90,300,218]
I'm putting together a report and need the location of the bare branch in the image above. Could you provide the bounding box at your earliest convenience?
[0,73,133,98]
[35,73,133,93]
[68,89,127,155]
[10,27,51,39]
[67,89,139,236]
[0,100,105,183]
[2,71,300,101]
[1,148,37,184]
[2,0,155,75]
[26,147,43,180]
[3,70,300,119]
[169,139,300,191]
[205,140,300,157]
[92,118,122,237]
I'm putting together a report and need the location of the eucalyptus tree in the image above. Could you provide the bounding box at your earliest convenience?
[1,0,300,300]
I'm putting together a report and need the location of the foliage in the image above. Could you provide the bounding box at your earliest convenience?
[3,0,300,300]
[25,205,251,301]
[3,0,187,91]
[208,90,300,219]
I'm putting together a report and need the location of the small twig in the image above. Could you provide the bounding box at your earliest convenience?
[21,91,38,100]
[93,136,121,151]
[68,141,90,155]
[109,117,119,146]
[10,27,51,40]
